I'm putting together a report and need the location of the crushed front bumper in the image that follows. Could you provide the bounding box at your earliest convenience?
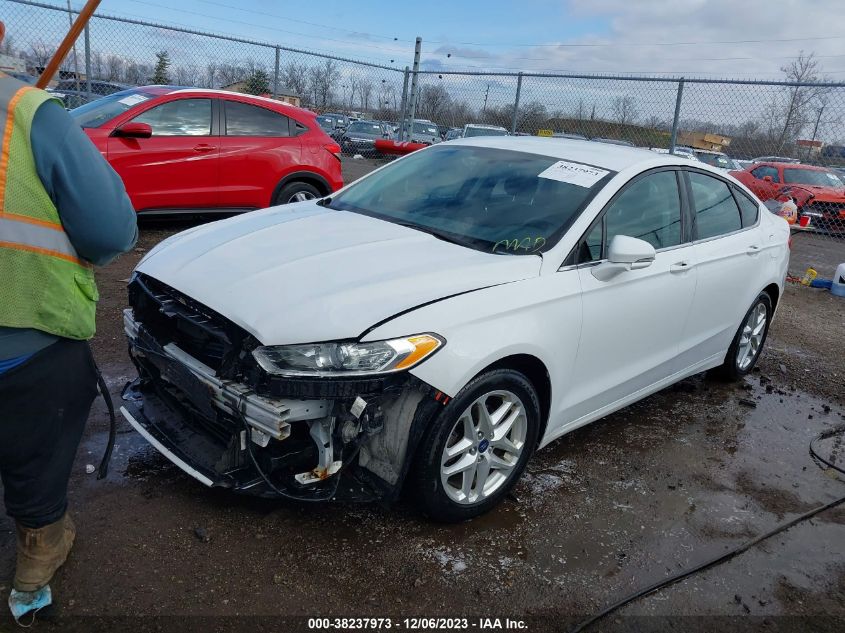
[122,308,442,501]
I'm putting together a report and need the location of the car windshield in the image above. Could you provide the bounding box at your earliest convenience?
[348,122,382,134]
[327,145,612,254]
[696,153,733,168]
[413,122,438,135]
[69,89,155,128]
[464,127,507,137]
[783,168,844,187]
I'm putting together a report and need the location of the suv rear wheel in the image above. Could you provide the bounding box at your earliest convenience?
[273,181,321,205]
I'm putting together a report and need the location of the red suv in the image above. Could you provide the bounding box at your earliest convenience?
[70,86,343,214]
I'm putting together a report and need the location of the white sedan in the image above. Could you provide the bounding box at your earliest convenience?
[121,137,790,521]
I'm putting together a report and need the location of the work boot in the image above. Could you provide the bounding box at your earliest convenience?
[14,513,76,592]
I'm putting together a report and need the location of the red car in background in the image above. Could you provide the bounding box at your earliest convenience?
[70,87,343,214]
[730,161,845,234]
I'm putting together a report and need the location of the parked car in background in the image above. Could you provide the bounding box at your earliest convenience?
[730,161,845,233]
[70,86,343,213]
[397,120,442,145]
[553,132,588,140]
[121,137,788,521]
[735,159,754,170]
[55,78,132,96]
[751,156,800,164]
[48,89,101,109]
[592,137,635,147]
[340,120,387,156]
[462,123,508,138]
[8,71,37,84]
[692,150,740,171]
[445,128,463,141]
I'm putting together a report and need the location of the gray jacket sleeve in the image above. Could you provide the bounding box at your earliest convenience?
[30,100,138,266]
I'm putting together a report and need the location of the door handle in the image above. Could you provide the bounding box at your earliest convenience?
[746,245,761,255]
[193,144,215,153]
[670,260,693,273]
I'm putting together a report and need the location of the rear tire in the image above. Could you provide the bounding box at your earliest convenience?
[273,181,321,205]
[715,292,773,381]
[410,369,540,522]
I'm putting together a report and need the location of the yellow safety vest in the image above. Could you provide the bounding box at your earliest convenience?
[0,73,98,340]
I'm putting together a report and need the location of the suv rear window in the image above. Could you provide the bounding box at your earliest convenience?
[225,101,291,137]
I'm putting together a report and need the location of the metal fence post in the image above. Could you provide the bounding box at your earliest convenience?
[273,46,280,98]
[511,72,523,134]
[669,77,684,154]
[399,67,410,141]
[83,23,92,100]
[405,37,422,142]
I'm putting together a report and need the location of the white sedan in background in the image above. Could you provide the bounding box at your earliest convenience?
[121,137,790,521]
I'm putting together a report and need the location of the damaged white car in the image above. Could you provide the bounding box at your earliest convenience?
[121,137,790,521]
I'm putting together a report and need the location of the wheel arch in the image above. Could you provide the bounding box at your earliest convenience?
[271,170,332,204]
[762,282,780,313]
[474,353,552,443]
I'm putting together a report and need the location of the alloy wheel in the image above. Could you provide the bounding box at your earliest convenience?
[440,390,527,505]
[736,302,767,370]
[289,191,317,203]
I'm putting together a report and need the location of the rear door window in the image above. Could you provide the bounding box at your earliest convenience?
[225,100,291,137]
[733,188,760,227]
[689,172,742,239]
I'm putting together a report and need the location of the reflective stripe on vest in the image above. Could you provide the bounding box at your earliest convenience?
[0,213,86,265]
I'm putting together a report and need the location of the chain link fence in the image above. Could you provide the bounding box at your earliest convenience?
[3,0,844,273]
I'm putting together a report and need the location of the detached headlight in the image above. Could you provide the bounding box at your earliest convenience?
[252,334,444,377]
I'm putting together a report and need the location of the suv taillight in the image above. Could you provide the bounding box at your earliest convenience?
[324,143,341,160]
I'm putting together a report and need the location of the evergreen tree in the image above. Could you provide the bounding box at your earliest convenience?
[244,69,271,95]
[152,51,171,84]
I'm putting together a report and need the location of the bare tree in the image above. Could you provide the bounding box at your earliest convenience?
[104,54,125,81]
[281,61,309,101]
[217,63,247,87]
[175,65,200,87]
[359,78,373,112]
[90,51,105,80]
[417,84,451,122]
[773,51,827,152]
[612,96,638,125]
[202,62,218,88]
[308,59,340,109]
[27,40,53,69]
[1,35,15,56]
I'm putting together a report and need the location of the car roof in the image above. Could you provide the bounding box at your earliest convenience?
[165,87,313,116]
[449,136,693,172]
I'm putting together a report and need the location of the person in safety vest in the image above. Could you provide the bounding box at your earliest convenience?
[0,20,137,620]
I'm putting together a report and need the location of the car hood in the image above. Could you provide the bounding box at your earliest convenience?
[136,204,541,345]
[786,185,845,202]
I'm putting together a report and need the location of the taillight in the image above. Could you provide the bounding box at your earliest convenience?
[324,143,341,160]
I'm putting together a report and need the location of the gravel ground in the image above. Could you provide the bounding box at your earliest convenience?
[2,157,844,632]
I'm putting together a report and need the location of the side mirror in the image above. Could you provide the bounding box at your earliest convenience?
[591,235,656,281]
[763,175,773,183]
[113,122,152,139]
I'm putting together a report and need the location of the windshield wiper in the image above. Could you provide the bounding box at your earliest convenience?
[392,221,485,249]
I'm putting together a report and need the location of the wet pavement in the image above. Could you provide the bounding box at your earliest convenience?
[1,360,842,631]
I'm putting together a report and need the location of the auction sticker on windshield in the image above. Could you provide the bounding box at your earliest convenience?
[538,161,609,188]
[118,94,149,106]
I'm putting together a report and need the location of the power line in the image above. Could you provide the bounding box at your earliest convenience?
[428,34,845,48]
[125,0,410,56]
[197,0,409,44]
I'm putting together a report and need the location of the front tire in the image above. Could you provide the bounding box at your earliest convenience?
[715,292,773,380]
[410,369,540,522]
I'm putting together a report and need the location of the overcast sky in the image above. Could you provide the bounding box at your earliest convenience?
[77,0,845,80]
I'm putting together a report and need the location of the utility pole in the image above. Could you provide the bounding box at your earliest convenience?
[811,102,825,141]
[482,83,490,114]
